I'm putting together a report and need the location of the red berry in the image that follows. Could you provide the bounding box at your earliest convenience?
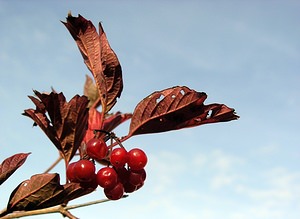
[80,175,98,191]
[128,168,146,186]
[104,182,124,200]
[128,148,148,170]
[86,138,108,161]
[73,160,96,182]
[110,148,128,168]
[115,166,129,184]
[66,162,77,182]
[123,182,137,193]
[123,178,145,193]
[135,181,144,191]
[96,167,118,189]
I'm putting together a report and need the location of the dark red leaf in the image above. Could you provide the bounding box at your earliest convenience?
[99,22,123,112]
[59,94,89,163]
[63,13,123,113]
[62,14,103,79]
[23,94,60,149]
[83,108,102,143]
[63,181,97,202]
[62,14,107,113]
[83,109,132,143]
[0,153,30,185]
[128,86,239,136]
[102,111,132,133]
[6,173,65,213]
[23,91,89,164]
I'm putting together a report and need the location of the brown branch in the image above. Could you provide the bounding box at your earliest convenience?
[0,196,128,219]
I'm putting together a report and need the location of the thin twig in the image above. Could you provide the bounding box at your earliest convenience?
[0,196,128,219]
[43,155,63,173]
[65,197,115,210]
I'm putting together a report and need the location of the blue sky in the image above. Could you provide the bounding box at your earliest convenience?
[0,1,300,219]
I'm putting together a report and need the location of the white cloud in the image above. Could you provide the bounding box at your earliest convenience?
[191,149,300,218]
[233,167,300,218]
[192,149,246,189]
[211,173,238,189]
[148,151,187,194]
[256,143,279,155]
[210,149,244,171]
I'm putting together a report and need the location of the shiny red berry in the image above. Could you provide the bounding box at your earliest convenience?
[66,162,77,182]
[104,182,124,200]
[80,175,98,191]
[110,148,128,168]
[123,177,145,193]
[96,167,118,189]
[86,138,108,161]
[128,148,147,170]
[128,168,146,186]
[73,160,96,182]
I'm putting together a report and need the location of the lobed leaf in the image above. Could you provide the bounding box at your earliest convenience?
[23,91,89,164]
[0,153,30,186]
[128,86,239,136]
[6,173,65,213]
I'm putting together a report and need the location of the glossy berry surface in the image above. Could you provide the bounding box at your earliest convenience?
[80,176,98,190]
[128,168,146,186]
[86,138,108,161]
[96,167,118,189]
[66,162,77,182]
[104,182,124,200]
[73,160,96,182]
[128,148,148,170]
[110,148,128,168]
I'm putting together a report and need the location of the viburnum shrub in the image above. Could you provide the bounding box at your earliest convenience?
[0,12,239,219]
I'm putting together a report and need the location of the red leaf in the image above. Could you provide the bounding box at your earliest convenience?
[62,14,103,78]
[63,13,123,113]
[99,22,123,112]
[83,109,132,143]
[83,108,102,143]
[6,173,65,213]
[0,153,30,185]
[23,91,89,164]
[62,14,107,113]
[23,95,61,149]
[63,181,96,202]
[102,111,132,133]
[128,86,239,136]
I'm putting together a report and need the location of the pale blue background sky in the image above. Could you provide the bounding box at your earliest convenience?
[0,1,299,219]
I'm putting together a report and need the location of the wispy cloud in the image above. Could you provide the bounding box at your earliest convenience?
[146,148,300,219]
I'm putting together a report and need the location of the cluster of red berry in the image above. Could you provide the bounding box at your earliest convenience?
[66,136,147,200]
